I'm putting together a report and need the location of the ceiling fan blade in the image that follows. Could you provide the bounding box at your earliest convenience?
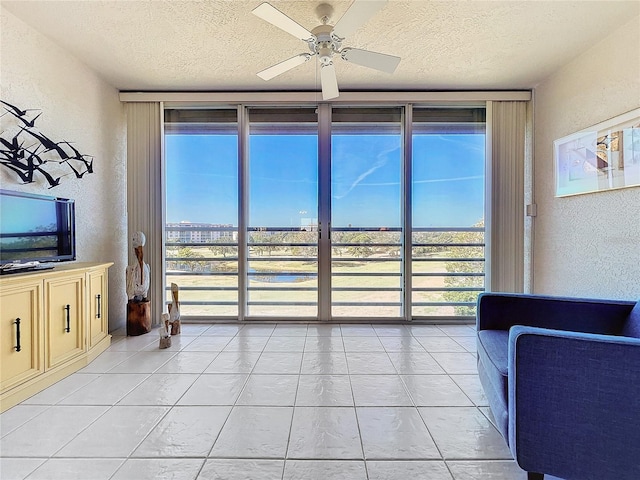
[332,0,387,39]
[257,54,311,81]
[252,2,314,40]
[341,48,400,74]
[321,63,339,100]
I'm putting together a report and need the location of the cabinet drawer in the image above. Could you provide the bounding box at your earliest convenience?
[0,282,43,392]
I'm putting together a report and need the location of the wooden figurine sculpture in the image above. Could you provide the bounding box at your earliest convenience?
[126,231,151,336]
[168,282,181,335]
[126,231,150,301]
[159,313,172,349]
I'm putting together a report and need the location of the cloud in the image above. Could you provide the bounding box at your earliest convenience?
[414,174,483,184]
[334,144,400,199]
[347,175,483,187]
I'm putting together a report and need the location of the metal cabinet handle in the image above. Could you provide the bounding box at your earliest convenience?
[96,294,101,319]
[14,317,21,352]
[65,304,71,333]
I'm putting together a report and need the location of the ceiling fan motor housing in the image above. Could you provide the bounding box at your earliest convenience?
[310,24,341,65]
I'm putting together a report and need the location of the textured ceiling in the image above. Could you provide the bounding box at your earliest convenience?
[2,0,639,92]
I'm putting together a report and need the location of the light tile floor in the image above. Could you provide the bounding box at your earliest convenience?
[0,323,561,480]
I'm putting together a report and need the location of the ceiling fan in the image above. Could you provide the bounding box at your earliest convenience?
[252,0,401,100]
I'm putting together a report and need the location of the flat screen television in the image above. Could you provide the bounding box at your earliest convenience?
[0,189,76,270]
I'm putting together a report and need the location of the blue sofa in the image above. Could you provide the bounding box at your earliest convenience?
[476,293,640,480]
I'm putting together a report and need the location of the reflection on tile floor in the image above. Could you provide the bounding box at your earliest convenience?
[0,323,558,480]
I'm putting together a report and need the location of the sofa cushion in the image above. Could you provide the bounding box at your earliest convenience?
[621,300,640,338]
[477,330,510,401]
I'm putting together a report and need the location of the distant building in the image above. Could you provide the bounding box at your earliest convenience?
[166,221,236,243]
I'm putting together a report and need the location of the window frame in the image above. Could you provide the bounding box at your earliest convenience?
[162,101,490,322]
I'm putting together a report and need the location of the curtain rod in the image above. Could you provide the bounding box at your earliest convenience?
[119,91,532,103]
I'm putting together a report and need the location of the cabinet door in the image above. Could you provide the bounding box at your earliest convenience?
[88,268,108,348]
[0,281,43,392]
[45,274,85,369]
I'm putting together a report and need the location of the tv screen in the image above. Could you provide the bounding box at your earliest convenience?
[0,189,76,266]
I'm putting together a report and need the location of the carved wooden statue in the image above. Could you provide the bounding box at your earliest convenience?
[126,231,150,301]
[126,231,151,336]
[168,282,181,335]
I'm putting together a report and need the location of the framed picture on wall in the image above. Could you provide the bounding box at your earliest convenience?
[554,108,640,197]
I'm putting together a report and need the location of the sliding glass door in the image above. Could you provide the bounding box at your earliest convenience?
[163,104,486,321]
[330,108,403,318]
[246,108,318,317]
[164,109,239,317]
[411,108,486,318]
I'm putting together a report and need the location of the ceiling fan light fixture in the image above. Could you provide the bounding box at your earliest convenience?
[318,45,334,65]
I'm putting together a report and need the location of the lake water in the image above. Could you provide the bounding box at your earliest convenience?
[248,269,314,283]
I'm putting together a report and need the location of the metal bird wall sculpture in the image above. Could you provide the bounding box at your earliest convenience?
[0,100,94,188]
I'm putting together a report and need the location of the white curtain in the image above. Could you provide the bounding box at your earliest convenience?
[125,102,163,323]
[488,101,530,293]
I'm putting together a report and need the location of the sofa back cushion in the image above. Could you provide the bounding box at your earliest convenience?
[621,300,640,338]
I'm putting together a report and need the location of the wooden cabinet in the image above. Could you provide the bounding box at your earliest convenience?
[0,263,112,412]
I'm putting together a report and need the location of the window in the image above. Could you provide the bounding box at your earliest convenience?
[164,104,486,321]
[331,108,403,318]
[164,109,239,317]
[247,108,318,317]
[411,108,486,317]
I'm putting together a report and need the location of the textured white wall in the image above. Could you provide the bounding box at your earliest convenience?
[533,16,640,300]
[1,8,128,330]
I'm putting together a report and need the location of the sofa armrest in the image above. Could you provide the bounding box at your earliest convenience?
[508,326,640,480]
[476,292,634,334]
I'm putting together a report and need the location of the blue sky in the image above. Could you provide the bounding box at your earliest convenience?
[165,132,484,228]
